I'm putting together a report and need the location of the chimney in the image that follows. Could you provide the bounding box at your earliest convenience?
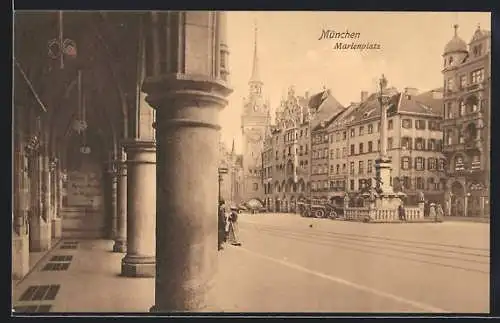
[360,91,368,102]
[404,87,419,97]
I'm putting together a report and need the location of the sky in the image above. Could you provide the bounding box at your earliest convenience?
[219,11,491,154]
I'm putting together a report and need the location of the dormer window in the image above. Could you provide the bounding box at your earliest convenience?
[473,44,483,57]
[448,56,454,65]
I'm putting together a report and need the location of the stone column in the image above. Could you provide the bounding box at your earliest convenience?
[30,140,52,252]
[12,128,30,279]
[113,152,127,253]
[51,158,62,239]
[121,140,156,277]
[106,162,118,240]
[143,11,232,311]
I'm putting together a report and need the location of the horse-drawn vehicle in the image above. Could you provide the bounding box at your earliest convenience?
[298,198,344,219]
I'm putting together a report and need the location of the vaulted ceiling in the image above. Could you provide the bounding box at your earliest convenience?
[14,11,144,157]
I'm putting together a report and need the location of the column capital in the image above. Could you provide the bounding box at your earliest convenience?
[123,140,156,165]
[143,74,232,109]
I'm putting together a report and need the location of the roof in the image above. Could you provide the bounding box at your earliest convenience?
[346,87,443,124]
[309,89,345,130]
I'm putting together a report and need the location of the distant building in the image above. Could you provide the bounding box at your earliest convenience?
[309,90,345,203]
[262,86,312,212]
[241,25,270,203]
[326,100,361,202]
[344,87,446,204]
[441,24,491,217]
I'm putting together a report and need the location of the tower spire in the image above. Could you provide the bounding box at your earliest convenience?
[231,138,235,154]
[250,20,261,84]
[453,24,459,37]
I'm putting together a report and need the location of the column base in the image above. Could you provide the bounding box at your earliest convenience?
[51,218,62,239]
[12,232,30,280]
[121,255,155,277]
[29,218,52,252]
[113,239,127,253]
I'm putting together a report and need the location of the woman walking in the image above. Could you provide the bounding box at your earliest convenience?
[429,203,437,221]
[227,206,242,246]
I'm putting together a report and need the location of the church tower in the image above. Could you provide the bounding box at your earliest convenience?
[241,22,269,202]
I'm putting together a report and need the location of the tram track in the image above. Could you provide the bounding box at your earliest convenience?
[241,221,489,274]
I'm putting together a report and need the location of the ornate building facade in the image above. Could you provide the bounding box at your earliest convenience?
[219,139,244,205]
[241,25,270,203]
[441,24,490,217]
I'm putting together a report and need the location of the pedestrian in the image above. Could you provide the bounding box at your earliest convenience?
[224,209,230,242]
[429,203,436,221]
[424,200,430,217]
[227,206,242,246]
[435,203,444,222]
[398,204,406,222]
[218,199,227,251]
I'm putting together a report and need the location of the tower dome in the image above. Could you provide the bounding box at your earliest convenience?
[444,24,468,55]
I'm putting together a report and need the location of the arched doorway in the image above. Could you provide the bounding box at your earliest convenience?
[290,196,296,213]
[451,181,465,217]
[275,198,280,213]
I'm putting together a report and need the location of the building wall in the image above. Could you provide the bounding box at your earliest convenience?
[310,127,329,201]
[441,28,490,217]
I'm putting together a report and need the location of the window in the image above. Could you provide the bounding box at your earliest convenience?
[415,120,426,130]
[350,162,355,175]
[368,141,373,152]
[324,148,328,159]
[438,159,445,171]
[473,44,483,57]
[350,180,355,191]
[415,138,425,150]
[446,102,453,119]
[458,132,464,144]
[359,161,364,174]
[428,157,437,170]
[336,148,340,159]
[275,151,278,159]
[447,78,454,91]
[329,149,334,159]
[253,183,258,191]
[387,137,393,150]
[359,143,364,154]
[377,122,381,132]
[460,75,467,89]
[415,157,425,171]
[342,147,347,158]
[471,155,481,169]
[342,163,346,173]
[401,137,412,149]
[471,69,484,83]
[428,139,436,151]
[402,119,412,129]
[445,129,453,145]
[342,131,347,140]
[336,164,340,174]
[368,124,373,134]
[359,126,365,136]
[454,155,464,171]
[416,177,425,190]
[305,144,308,154]
[459,101,465,117]
[377,140,381,151]
[358,179,365,190]
[367,160,373,173]
[402,157,411,170]
[350,129,355,138]
[350,144,355,155]
[429,121,440,131]
[388,120,393,130]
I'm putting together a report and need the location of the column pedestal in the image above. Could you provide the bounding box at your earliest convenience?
[121,140,156,278]
[29,216,51,252]
[113,160,127,253]
[51,217,62,239]
[12,231,29,280]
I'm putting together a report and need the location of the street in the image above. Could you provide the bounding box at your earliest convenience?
[214,213,489,313]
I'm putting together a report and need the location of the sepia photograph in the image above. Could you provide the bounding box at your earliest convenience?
[12,10,491,314]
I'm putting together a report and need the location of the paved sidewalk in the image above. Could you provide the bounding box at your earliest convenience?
[443,216,490,223]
